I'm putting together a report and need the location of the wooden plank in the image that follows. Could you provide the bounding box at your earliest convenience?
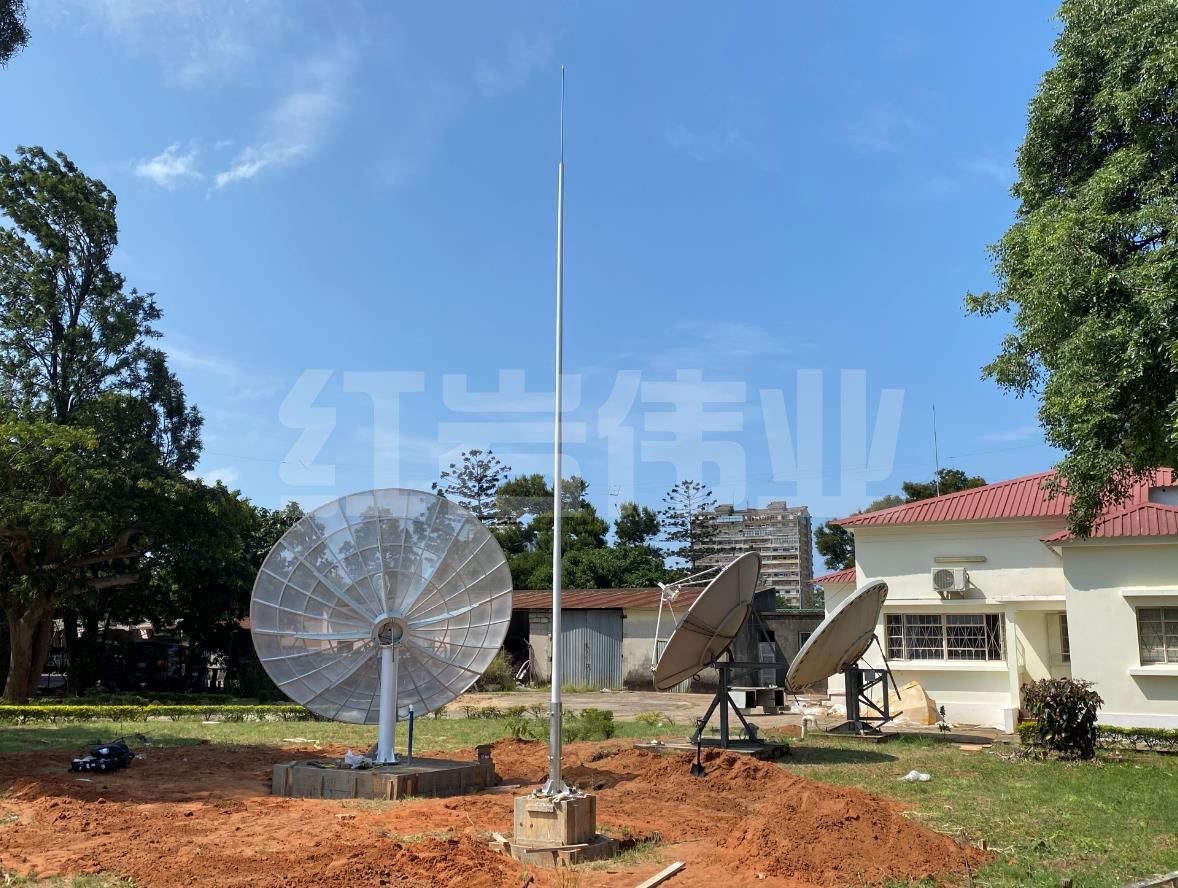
[634,862,685,888]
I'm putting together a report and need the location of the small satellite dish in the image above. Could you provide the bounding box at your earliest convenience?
[250,488,512,763]
[653,552,761,691]
[786,579,888,690]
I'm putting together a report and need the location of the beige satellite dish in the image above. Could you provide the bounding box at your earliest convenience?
[786,579,888,690]
[653,552,761,691]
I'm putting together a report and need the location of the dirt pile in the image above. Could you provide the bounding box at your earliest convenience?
[0,739,986,887]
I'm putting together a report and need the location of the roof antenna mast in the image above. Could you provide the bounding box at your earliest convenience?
[932,403,942,497]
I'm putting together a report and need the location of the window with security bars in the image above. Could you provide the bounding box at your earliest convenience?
[885,613,1004,661]
[1138,607,1178,665]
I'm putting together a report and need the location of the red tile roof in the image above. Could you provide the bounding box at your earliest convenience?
[836,471,1065,527]
[811,567,857,585]
[511,588,703,610]
[834,468,1178,541]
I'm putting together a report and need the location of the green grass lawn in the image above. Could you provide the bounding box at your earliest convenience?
[3,721,1177,887]
[780,734,1178,888]
[0,714,666,755]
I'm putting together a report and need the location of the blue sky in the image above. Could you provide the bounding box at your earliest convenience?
[2,1,1063,527]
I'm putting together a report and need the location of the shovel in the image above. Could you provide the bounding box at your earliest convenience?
[690,733,706,778]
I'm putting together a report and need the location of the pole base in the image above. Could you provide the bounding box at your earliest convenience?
[497,792,617,866]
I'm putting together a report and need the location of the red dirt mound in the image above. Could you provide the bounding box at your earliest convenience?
[0,738,986,887]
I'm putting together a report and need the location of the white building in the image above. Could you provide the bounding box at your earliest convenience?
[827,470,1178,731]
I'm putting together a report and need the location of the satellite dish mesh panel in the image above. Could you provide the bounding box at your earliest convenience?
[786,579,888,690]
[250,489,513,723]
[652,552,761,691]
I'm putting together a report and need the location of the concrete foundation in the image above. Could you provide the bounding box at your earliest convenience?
[272,754,496,801]
[493,792,618,866]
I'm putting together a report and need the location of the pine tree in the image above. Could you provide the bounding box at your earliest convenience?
[658,480,717,574]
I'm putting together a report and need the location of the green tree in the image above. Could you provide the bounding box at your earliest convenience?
[614,502,659,548]
[815,522,854,572]
[966,0,1178,533]
[1,0,29,67]
[490,475,663,589]
[0,148,205,701]
[901,469,987,502]
[432,448,511,523]
[658,480,716,574]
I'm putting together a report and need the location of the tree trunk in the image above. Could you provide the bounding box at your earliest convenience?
[3,598,51,703]
[62,607,80,694]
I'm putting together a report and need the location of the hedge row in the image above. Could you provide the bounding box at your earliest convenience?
[0,704,315,724]
[1018,719,1178,753]
[1096,724,1178,752]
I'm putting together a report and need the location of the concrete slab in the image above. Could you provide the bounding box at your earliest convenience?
[272,756,496,800]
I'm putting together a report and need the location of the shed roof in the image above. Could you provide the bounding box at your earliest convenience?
[511,588,703,610]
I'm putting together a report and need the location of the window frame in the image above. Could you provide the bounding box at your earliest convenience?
[884,612,1004,662]
[1137,606,1178,666]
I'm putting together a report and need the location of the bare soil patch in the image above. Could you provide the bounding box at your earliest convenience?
[0,738,986,887]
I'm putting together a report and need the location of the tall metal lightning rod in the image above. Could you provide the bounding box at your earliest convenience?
[932,403,942,497]
[544,67,568,796]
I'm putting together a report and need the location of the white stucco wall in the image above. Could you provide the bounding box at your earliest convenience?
[1062,541,1178,728]
[845,519,1069,729]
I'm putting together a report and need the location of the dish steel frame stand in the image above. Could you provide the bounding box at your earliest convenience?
[688,609,788,755]
[689,655,767,749]
[828,640,901,735]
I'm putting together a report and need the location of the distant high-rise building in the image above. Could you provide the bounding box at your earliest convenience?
[702,501,814,607]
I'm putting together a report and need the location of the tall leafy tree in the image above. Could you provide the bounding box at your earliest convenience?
[614,502,659,548]
[0,0,29,67]
[134,495,304,691]
[901,469,987,502]
[432,448,511,523]
[966,0,1178,533]
[659,480,717,574]
[815,522,855,572]
[0,147,202,701]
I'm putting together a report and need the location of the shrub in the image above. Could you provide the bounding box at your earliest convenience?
[1097,724,1178,752]
[576,708,616,741]
[1021,678,1103,759]
[0,704,314,724]
[633,711,673,727]
[472,649,517,692]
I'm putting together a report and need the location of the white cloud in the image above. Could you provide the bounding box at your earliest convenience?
[847,103,919,154]
[643,320,811,372]
[163,336,283,400]
[201,465,241,486]
[48,0,288,86]
[958,155,1016,187]
[376,78,465,190]
[664,122,755,162]
[213,44,353,189]
[978,424,1040,443]
[474,32,553,97]
[135,143,201,188]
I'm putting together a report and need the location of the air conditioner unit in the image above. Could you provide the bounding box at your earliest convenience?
[932,567,968,594]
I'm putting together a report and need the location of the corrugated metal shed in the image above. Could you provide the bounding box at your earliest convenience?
[511,588,704,610]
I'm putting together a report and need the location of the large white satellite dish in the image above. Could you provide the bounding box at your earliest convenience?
[786,579,888,690]
[653,552,761,691]
[250,488,512,764]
